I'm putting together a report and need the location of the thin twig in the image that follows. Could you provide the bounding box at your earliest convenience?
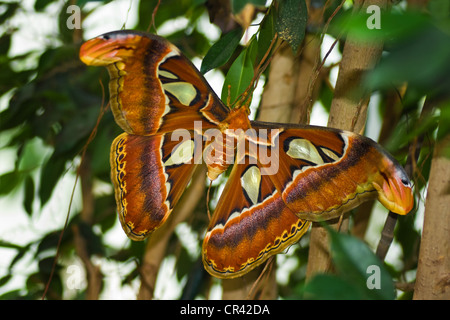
[148,0,161,34]
[41,80,109,299]
[306,0,346,99]
[233,33,280,110]
[246,257,274,300]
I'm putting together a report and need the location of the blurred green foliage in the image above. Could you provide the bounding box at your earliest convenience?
[301,226,395,300]
[0,0,448,300]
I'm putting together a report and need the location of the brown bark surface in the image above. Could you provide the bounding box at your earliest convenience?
[413,133,450,300]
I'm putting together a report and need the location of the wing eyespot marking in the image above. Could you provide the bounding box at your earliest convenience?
[285,137,324,165]
[162,81,198,106]
[240,165,262,206]
[163,139,195,167]
[320,146,341,162]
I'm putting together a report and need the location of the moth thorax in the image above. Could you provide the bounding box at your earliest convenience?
[222,107,251,131]
[204,135,235,181]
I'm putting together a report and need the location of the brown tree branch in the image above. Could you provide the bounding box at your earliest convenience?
[291,0,337,124]
[413,132,450,299]
[205,0,240,33]
[290,33,324,124]
[306,0,388,280]
[73,224,103,300]
[74,153,103,300]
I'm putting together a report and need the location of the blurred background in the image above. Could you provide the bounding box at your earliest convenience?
[0,0,448,299]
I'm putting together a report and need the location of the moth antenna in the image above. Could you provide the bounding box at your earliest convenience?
[232,31,279,111]
[226,84,231,107]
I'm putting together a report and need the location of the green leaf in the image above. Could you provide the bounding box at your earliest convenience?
[36,258,63,299]
[329,8,430,43]
[428,0,450,23]
[319,83,333,112]
[53,106,99,157]
[38,154,67,206]
[77,0,112,6]
[232,0,267,13]
[275,0,307,53]
[384,111,439,154]
[0,170,22,195]
[200,28,243,74]
[34,0,55,11]
[396,211,421,269]
[0,32,12,55]
[0,2,19,25]
[221,46,254,106]
[0,274,12,287]
[328,227,396,300]
[78,221,104,257]
[437,104,450,145]
[0,240,23,250]
[137,0,200,32]
[36,231,61,256]
[363,23,450,100]
[301,274,365,300]
[9,244,31,270]
[23,175,35,216]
